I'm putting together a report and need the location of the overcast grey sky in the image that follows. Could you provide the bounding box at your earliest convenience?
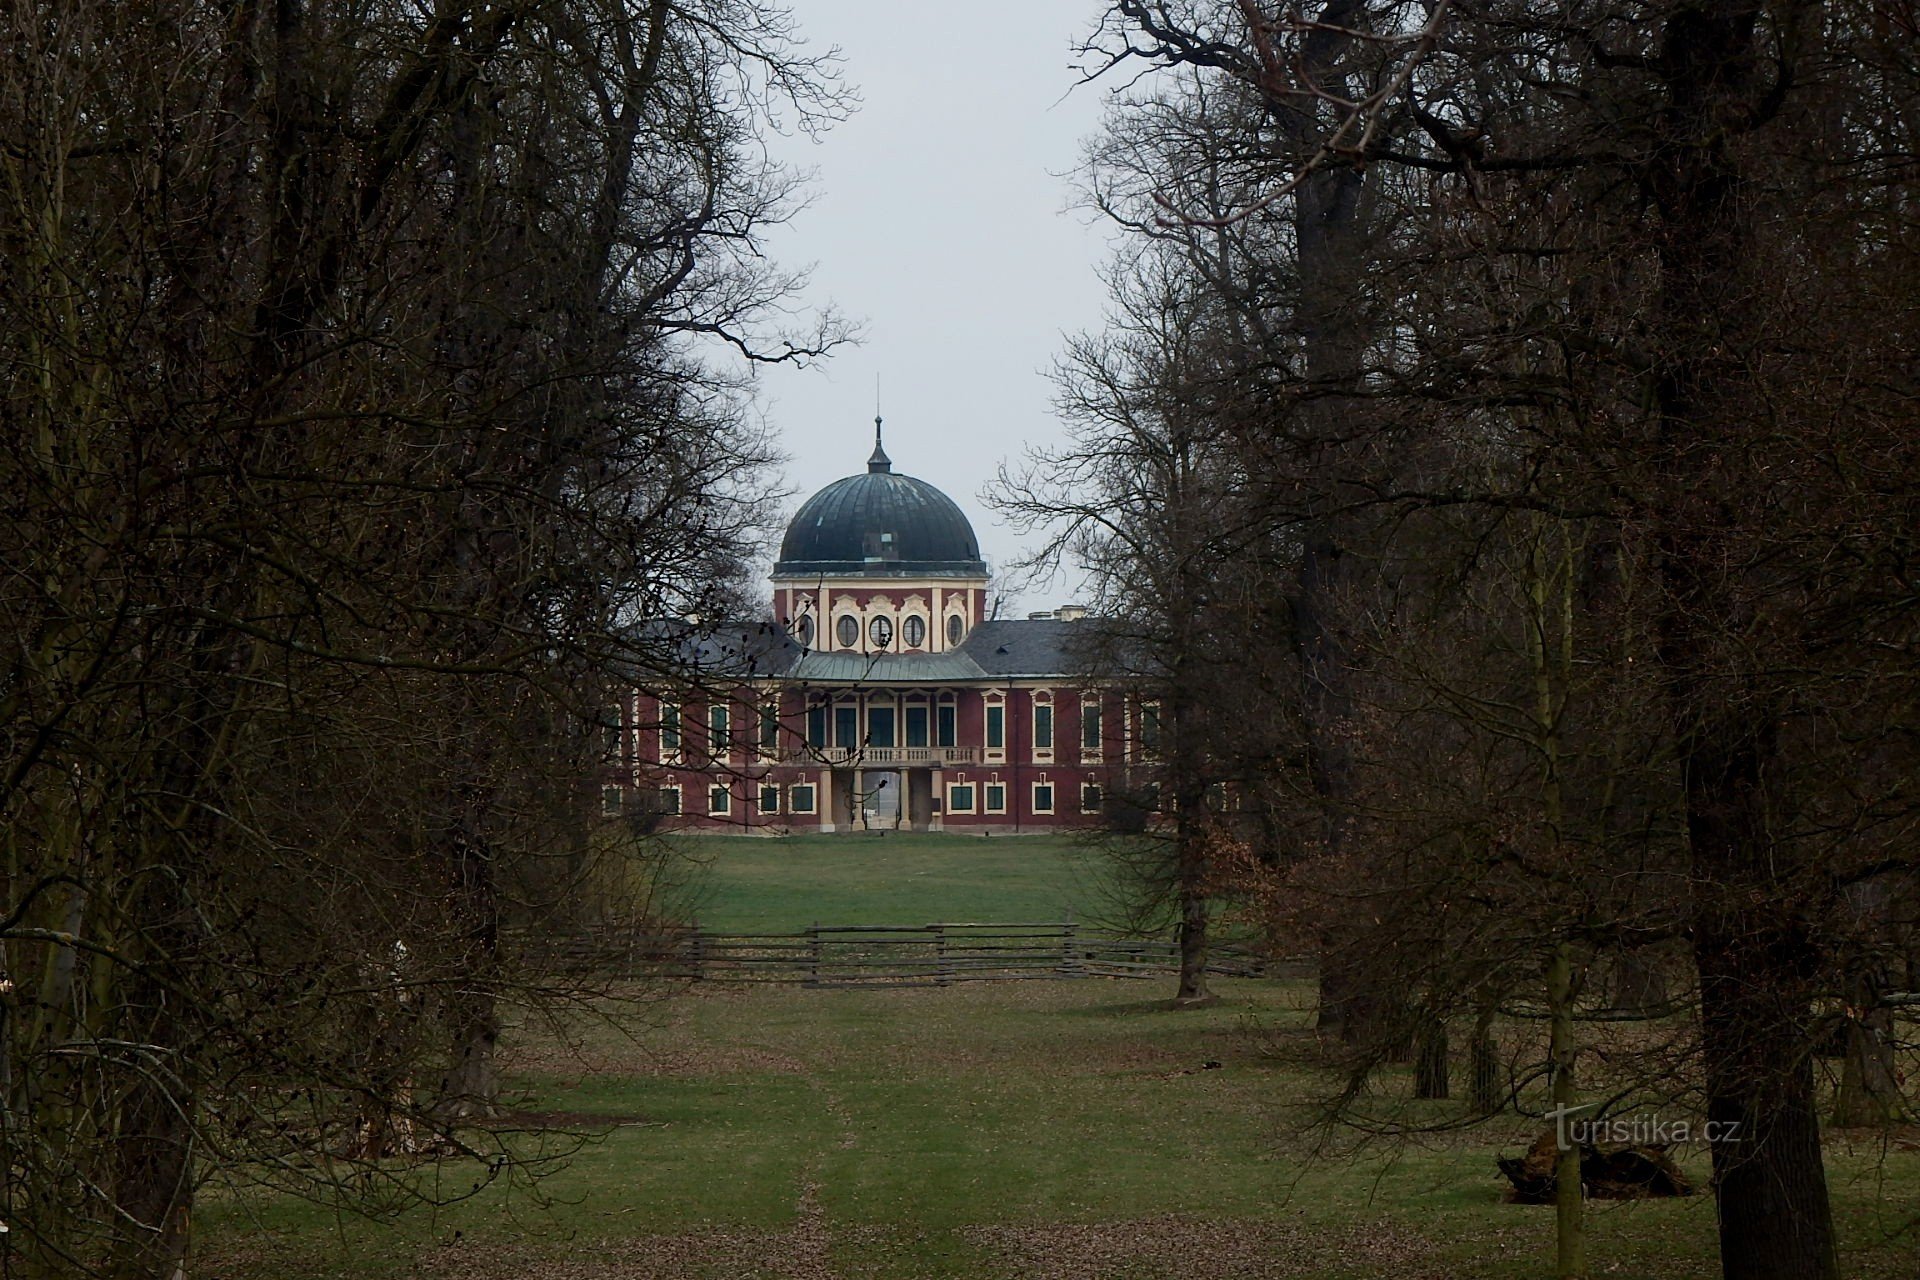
[752,1,1116,614]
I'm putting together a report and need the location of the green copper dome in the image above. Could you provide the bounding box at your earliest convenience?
[774,430,987,579]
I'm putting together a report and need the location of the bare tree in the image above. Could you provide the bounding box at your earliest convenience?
[0,2,845,1275]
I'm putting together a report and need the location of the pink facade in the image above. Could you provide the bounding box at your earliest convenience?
[608,682,1156,835]
[603,431,1147,835]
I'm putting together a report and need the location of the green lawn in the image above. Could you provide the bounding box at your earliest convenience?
[200,978,1920,1279]
[662,832,1113,933]
[197,836,1920,1278]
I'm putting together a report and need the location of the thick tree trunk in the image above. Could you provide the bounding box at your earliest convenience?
[1648,4,1839,1276]
[1692,874,1835,1279]
[1605,950,1669,1018]
[1174,883,1212,1005]
[1172,777,1213,1006]
[437,782,502,1120]
[112,1064,194,1280]
[1831,964,1898,1129]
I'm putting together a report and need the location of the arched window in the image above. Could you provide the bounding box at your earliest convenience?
[836,615,859,648]
[869,615,894,648]
[902,615,926,647]
[946,614,964,646]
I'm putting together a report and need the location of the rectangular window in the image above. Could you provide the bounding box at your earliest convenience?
[866,706,896,749]
[709,705,730,755]
[601,785,623,817]
[947,783,976,813]
[661,703,681,752]
[1140,702,1161,757]
[789,784,817,815]
[905,705,929,748]
[1033,704,1053,750]
[601,710,622,761]
[1081,703,1102,751]
[1081,783,1103,813]
[709,785,731,816]
[985,705,1004,749]
[760,701,779,752]
[659,786,682,816]
[1032,783,1055,814]
[936,704,957,747]
[807,704,828,748]
[759,784,781,813]
[984,782,1006,813]
[834,705,859,749]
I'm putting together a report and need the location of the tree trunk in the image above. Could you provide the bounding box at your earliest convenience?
[1413,1017,1449,1100]
[436,781,502,1120]
[1692,883,1835,1279]
[1647,3,1840,1274]
[111,1076,194,1280]
[1173,780,1213,1006]
[1174,883,1212,1005]
[1831,962,1898,1129]
[1470,1010,1502,1114]
[1546,941,1585,1280]
[1605,950,1669,1018]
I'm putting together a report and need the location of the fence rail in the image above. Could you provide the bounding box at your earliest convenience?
[514,921,1286,987]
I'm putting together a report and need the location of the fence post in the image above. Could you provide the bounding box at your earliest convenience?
[1060,919,1081,977]
[935,924,951,987]
[807,922,821,987]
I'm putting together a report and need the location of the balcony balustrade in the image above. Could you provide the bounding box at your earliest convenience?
[779,746,980,766]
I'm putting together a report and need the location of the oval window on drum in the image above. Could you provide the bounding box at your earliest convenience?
[869,615,894,648]
[902,615,926,647]
[946,614,964,646]
[836,615,859,648]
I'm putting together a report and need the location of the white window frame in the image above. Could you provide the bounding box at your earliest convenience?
[660,701,682,761]
[946,782,977,814]
[758,782,781,814]
[1032,779,1055,815]
[708,784,732,816]
[789,784,817,815]
[983,781,1007,814]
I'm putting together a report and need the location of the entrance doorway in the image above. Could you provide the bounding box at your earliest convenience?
[862,770,902,828]
[906,771,934,830]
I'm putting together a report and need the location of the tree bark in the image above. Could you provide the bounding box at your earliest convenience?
[1649,4,1839,1275]
[1470,1009,1502,1114]
[1546,941,1585,1280]
[1413,1017,1449,1100]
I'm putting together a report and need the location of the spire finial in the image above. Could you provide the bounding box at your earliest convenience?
[867,381,891,473]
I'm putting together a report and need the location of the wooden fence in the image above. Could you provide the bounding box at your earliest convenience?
[517,921,1285,988]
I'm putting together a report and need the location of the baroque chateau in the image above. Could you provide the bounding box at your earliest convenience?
[612,425,1158,834]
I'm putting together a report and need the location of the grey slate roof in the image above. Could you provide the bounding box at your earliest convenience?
[956,620,1097,678]
[786,650,992,683]
[624,616,1100,687]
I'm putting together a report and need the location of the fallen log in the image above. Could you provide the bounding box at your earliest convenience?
[1498,1128,1693,1202]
